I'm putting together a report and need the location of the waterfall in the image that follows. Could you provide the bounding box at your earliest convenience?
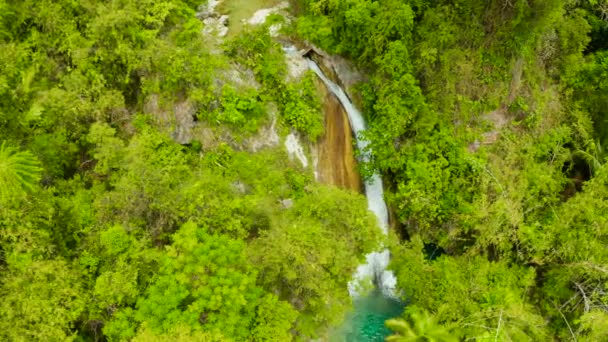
[307,58,397,298]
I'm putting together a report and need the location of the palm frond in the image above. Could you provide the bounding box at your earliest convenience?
[0,141,42,203]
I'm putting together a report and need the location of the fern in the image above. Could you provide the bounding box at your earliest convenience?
[0,141,42,203]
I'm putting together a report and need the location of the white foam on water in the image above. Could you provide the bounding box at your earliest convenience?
[307,58,397,298]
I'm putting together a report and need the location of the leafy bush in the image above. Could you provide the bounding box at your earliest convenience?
[214,85,265,132]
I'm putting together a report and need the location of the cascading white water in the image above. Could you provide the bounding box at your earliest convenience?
[307,58,397,298]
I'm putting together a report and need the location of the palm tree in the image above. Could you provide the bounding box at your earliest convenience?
[572,139,604,176]
[386,307,457,342]
[0,141,42,204]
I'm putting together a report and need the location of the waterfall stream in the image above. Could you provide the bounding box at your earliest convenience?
[307,59,397,298]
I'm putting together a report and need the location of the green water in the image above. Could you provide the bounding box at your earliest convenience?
[330,291,404,342]
[218,0,282,36]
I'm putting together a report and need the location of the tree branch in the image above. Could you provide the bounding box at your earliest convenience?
[495,309,503,342]
[574,282,590,313]
[555,303,577,342]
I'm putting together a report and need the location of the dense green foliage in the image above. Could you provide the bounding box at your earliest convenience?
[295,0,608,340]
[3,0,608,340]
[0,0,377,340]
[225,26,324,139]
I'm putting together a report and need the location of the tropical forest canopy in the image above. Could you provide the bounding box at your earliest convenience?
[0,0,607,341]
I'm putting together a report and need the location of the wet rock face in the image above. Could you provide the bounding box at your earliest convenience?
[315,78,362,193]
[305,48,366,108]
[295,47,363,193]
